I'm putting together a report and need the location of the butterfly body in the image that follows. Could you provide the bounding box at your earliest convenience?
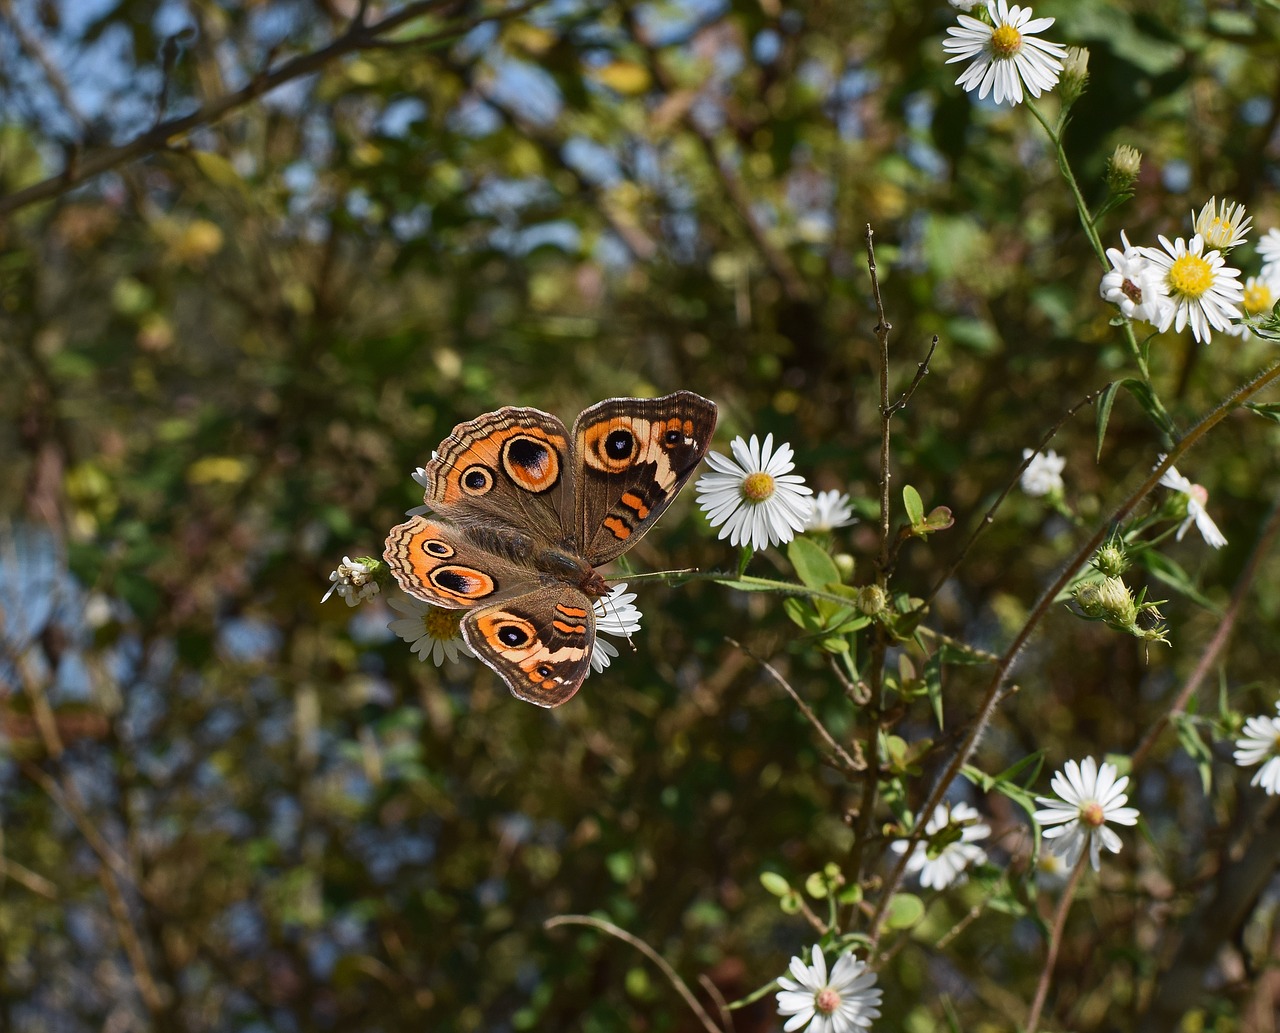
[385,391,718,706]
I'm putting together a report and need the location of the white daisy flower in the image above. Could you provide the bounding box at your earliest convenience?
[322,555,382,606]
[1100,231,1174,327]
[1156,457,1227,549]
[1193,197,1251,253]
[1141,234,1244,344]
[696,433,813,552]
[387,593,475,665]
[943,0,1068,107]
[1033,756,1140,871]
[589,583,642,674]
[1258,227,1280,283]
[1233,702,1280,795]
[890,801,990,890]
[1034,841,1070,888]
[804,489,857,532]
[776,945,883,1033]
[1020,448,1065,497]
[1226,276,1280,338]
[948,0,984,9]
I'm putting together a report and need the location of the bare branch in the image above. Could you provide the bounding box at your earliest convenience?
[0,0,548,218]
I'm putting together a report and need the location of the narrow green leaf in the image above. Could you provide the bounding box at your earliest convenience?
[1243,402,1280,423]
[1095,380,1121,460]
[1136,549,1222,614]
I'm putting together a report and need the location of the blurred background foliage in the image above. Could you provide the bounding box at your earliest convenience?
[2,0,1280,1029]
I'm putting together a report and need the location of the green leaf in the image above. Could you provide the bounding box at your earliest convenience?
[1136,549,1222,614]
[788,537,841,592]
[1120,378,1175,439]
[884,893,925,930]
[903,484,924,526]
[1096,380,1121,460]
[760,871,791,897]
[1171,713,1213,794]
[804,872,830,898]
[1243,402,1280,424]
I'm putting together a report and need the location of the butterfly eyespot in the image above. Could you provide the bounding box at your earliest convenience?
[423,540,453,558]
[605,429,634,459]
[462,466,493,493]
[536,665,554,678]
[664,429,682,445]
[497,624,530,647]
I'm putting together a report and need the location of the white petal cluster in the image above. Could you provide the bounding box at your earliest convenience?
[1020,448,1065,497]
[1099,231,1173,327]
[804,489,857,532]
[943,0,1068,107]
[890,801,990,890]
[322,555,382,606]
[1141,234,1244,344]
[1156,457,1227,549]
[1033,756,1140,871]
[589,584,643,674]
[696,433,813,551]
[387,593,474,665]
[1233,702,1280,796]
[776,946,883,1032]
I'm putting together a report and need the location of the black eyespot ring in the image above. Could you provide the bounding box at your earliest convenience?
[664,429,682,445]
[605,429,634,459]
[424,540,453,558]
[462,466,493,493]
[536,665,553,678]
[498,625,529,647]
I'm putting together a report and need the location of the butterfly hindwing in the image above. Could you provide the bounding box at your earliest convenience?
[461,586,596,707]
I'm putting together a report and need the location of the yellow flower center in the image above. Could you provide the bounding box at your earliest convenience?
[740,471,776,502]
[424,606,463,641]
[990,24,1022,57]
[1242,280,1275,315]
[1167,254,1213,299]
[815,987,841,1015]
[1080,801,1106,828]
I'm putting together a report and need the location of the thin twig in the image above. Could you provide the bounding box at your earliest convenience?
[850,224,891,888]
[1131,495,1280,770]
[0,0,547,217]
[921,386,1107,611]
[887,336,938,415]
[544,915,726,1033]
[698,974,735,1033]
[727,638,861,775]
[1025,853,1089,1033]
[870,359,1280,945]
[0,0,91,132]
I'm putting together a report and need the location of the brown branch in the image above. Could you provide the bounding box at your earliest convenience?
[0,0,547,218]
[545,915,727,1033]
[1025,853,1089,1033]
[868,358,1280,946]
[1130,494,1280,770]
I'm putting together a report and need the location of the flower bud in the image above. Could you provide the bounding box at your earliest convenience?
[856,584,888,617]
[1059,47,1090,106]
[1092,539,1129,578]
[1106,145,1142,193]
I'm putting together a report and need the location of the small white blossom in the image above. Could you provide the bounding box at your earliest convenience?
[1233,701,1280,796]
[589,584,643,674]
[1020,448,1065,497]
[948,0,984,9]
[322,555,382,606]
[1034,756,1140,871]
[1100,231,1174,326]
[1258,227,1280,282]
[776,945,883,1033]
[387,593,474,665]
[803,490,857,532]
[890,801,990,890]
[943,0,1068,107]
[1142,234,1244,344]
[1193,197,1251,253]
[696,433,813,552]
[1157,457,1227,549]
